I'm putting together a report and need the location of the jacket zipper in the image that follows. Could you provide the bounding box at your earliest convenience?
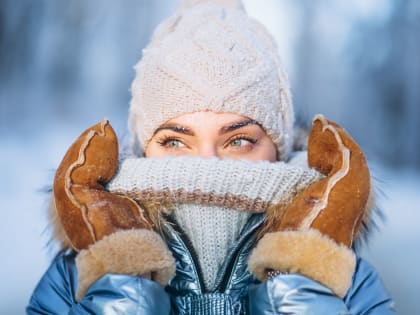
[163,215,207,292]
[215,214,265,292]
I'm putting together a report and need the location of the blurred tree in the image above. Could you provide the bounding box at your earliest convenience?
[345,0,420,168]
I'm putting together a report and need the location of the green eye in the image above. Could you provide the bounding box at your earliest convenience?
[230,139,246,147]
[229,137,257,147]
[166,139,184,148]
[157,136,185,149]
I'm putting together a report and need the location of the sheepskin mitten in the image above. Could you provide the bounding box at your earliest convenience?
[53,120,175,300]
[128,0,294,160]
[248,115,371,298]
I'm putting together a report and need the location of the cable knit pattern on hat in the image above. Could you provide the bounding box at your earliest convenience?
[107,156,323,289]
[129,0,294,160]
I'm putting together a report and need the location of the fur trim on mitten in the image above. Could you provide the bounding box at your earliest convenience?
[75,229,175,300]
[248,229,355,298]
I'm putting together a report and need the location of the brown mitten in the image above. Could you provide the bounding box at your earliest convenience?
[53,119,175,299]
[248,115,370,297]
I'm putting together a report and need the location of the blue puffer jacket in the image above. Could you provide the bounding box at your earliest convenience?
[27,214,395,314]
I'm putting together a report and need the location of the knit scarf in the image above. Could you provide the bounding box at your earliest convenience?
[107,154,322,289]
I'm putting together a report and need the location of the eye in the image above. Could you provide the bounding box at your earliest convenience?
[157,136,186,149]
[230,138,249,147]
[227,135,257,149]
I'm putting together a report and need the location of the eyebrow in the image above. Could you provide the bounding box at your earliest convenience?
[219,119,261,135]
[153,119,261,137]
[153,123,194,136]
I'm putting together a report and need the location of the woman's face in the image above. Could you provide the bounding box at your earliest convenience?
[145,111,277,162]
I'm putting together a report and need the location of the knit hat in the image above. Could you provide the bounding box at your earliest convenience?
[129,0,294,160]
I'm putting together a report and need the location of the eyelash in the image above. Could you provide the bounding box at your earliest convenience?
[156,136,185,148]
[226,135,257,148]
[155,134,258,150]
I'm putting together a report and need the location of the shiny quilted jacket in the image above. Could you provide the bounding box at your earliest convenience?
[27,214,396,314]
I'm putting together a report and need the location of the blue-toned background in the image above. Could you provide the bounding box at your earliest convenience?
[1,1,419,313]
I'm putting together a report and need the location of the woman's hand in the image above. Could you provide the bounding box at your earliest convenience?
[249,115,371,298]
[53,120,175,300]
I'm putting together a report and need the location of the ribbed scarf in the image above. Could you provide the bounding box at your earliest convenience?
[107,154,322,289]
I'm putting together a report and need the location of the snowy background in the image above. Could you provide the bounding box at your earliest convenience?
[1,1,419,314]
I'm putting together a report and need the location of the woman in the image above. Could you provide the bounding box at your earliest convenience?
[27,1,395,314]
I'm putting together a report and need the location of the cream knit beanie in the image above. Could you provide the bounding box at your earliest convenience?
[129,0,294,160]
